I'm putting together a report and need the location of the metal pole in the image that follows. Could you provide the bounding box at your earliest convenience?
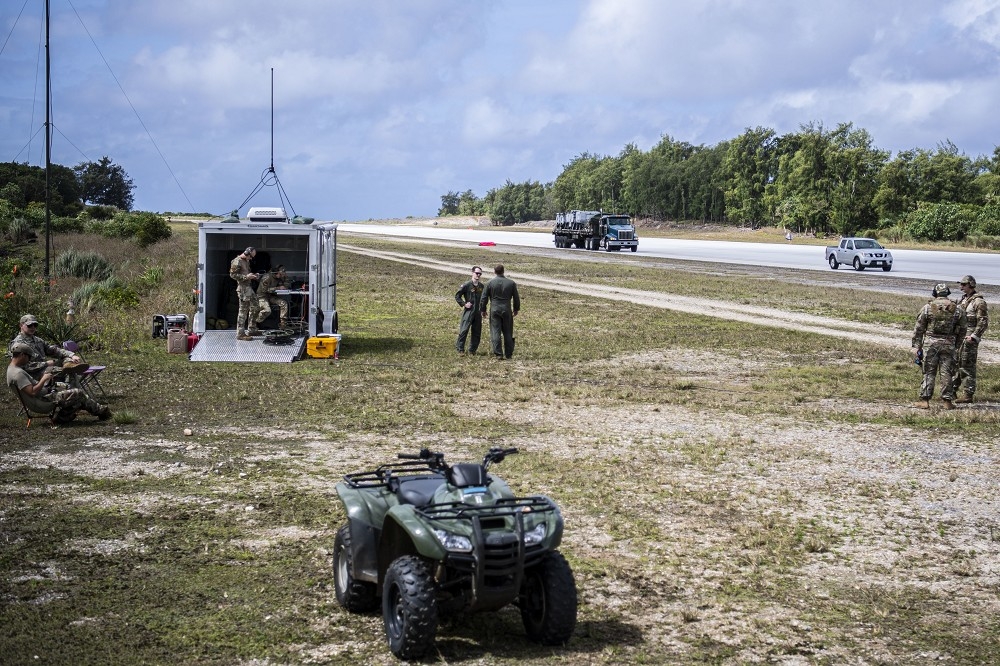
[44,0,51,291]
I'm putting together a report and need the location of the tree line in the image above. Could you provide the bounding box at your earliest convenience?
[0,157,135,216]
[440,122,1000,245]
[0,158,170,249]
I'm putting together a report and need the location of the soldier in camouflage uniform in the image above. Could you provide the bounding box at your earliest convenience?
[7,342,110,423]
[953,275,989,403]
[256,264,290,329]
[230,247,260,341]
[911,283,967,409]
[455,266,484,354]
[8,313,85,381]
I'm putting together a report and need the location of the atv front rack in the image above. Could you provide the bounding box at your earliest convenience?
[416,495,558,522]
[418,496,561,611]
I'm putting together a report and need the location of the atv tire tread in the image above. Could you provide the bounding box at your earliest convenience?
[383,555,439,660]
[333,525,378,612]
[519,550,577,645]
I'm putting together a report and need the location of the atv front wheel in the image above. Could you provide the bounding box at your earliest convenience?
[382,555,438,660]
[334,525,378,612]
[519,550,577,645]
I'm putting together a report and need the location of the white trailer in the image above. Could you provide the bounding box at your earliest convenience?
[191,209,338,362]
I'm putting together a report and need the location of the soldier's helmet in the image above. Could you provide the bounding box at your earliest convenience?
[959,275,976,289]
[932,283,951,297]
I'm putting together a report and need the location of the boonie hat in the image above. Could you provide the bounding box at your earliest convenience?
[19,314,38,326]
[10,342,33,355]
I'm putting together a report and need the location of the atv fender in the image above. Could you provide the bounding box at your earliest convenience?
[335,482,391,584]
[377,505,447,583]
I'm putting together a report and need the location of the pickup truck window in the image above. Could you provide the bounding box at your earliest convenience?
[854,240,878,249]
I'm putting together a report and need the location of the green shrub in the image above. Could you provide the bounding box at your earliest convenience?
[973,204,1000,236]
[54,249,113,280]
[91,211,172,247]
[904,202,976,241]
[85,204,117,221]
[50,215,87,233]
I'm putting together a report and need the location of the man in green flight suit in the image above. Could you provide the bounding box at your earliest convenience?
[455,266,484,355]
[912,282,967,409]
[480,264,520,360]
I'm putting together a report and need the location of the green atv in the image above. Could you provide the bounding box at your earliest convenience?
[333,447,577,660]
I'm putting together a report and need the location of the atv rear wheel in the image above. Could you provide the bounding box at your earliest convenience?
[382,555,438,660]
[519,550,577,645]
[334,525,378,612]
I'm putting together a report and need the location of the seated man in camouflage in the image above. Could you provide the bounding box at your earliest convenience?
[8,313,87,381]
[7,342,111,424]
[255,264,290,330]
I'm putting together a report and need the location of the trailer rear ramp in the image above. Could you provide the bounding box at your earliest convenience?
[189,330,307,363]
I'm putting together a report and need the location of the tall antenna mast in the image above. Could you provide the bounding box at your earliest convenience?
[270,67,275,173]
[44,0,52,290]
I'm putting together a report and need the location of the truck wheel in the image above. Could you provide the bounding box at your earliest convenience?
[334,525,378,612]
[828,255,839,270]
[383,555,438,660]
[853,257,865,271]
[519,550,577,645]
[630,246,637,252]
[882,264,892,272]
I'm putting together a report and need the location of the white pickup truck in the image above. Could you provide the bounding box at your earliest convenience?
[825,237,893,271]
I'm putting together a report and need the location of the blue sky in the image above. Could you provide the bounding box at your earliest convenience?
[2,0,1000,220]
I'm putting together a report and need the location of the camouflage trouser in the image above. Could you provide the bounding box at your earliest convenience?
[256,295,289,324]
[953,340,979,398]
[920,342,957,401]
[235,285,260,333]
[49,388,107,423]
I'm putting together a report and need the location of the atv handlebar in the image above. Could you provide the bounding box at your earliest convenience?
[483,447,518,469]
[395,447,519,471]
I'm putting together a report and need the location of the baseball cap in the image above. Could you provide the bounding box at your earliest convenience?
[19,314,39,326]
[10,342,33,355]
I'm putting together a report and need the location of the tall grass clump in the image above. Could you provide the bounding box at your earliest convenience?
[54,248,113,280]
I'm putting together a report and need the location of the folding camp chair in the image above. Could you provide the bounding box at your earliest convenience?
[62,340,108,399]
[9,383,55,428]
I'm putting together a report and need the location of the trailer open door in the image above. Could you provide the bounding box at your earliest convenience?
[310,222,338,335]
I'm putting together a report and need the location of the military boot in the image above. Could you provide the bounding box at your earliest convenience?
[912,399,930,409]
[279,319,289,330]
[954,395,973,404]
[942,399,956,410]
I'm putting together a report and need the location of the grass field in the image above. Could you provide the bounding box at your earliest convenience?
[1,223,998,664]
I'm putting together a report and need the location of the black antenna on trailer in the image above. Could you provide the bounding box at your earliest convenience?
[235,68,297,217]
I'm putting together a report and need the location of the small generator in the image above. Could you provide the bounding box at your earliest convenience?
[152,314,189,338]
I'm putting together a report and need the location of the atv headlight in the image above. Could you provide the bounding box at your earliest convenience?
[433,529,472,553]
[523,522,547,547]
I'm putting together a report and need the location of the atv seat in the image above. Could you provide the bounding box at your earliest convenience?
[449,463,487,488]
[396,476,446,507]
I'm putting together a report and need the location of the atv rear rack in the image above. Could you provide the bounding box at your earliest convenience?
[343,461,445,489]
